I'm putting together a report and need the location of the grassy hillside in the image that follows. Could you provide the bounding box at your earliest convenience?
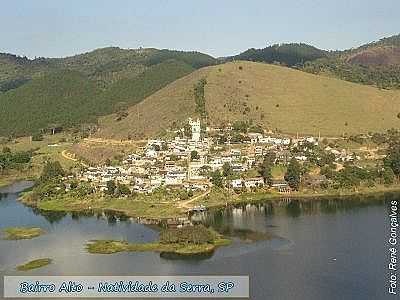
[0,48,216,136]
[98,67,212,139]
[98,61,400,138]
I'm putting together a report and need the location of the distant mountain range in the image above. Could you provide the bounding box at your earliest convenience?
[230,34,400,89]
[0,34,399,137]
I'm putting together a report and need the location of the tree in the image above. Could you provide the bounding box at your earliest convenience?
[384,142,400,176]
[284,158,302,190]
[2,147,11,154]
[169,154,179,161]
[184,124,192,139]
[75,182,93,197]
[161,143,168,151]
[194,78,207,118]
[191,150,200,161]
[258,157,273,186]
[40,161,65,183]
[115,102,129,121]
[32,133,44,141]
[106,180,116,195]
[381,167,395,185]
[210,170,223,188]
[222,162,233,177]
[105,158,112,166]
[116,183,131,196]
[198,165,211,176]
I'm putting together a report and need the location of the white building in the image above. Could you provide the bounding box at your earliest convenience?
[189,118,201,142]
[244,177,264,189]
[231,179,243,189]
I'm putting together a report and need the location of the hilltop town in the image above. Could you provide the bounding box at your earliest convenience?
[74,118,356,198]
[15,115,399,223]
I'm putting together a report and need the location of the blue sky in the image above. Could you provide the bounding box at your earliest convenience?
[1,0,399,58]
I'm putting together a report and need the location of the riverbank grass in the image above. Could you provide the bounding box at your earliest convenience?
[16,258,52,271]
[2,227,45,240]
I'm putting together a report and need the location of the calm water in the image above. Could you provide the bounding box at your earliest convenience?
[0,181,397,300]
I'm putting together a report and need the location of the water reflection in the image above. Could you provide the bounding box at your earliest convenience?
[31,208,68,224]
[0,192,7,201]
[160,251,214,261]
[194,193,396,234]
[218,227,274,242]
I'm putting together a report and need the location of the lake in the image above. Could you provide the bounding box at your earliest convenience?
[0,181,397,299]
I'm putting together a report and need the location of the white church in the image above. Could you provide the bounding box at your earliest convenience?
[188,118,201,142]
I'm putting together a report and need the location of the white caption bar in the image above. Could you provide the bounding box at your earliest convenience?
[4,276,249,298]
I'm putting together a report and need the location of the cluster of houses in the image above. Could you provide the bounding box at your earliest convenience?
[73,118,360,195]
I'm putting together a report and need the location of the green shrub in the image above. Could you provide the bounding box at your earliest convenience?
[159,225,214,245]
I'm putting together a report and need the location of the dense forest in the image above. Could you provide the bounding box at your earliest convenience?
[231,43,328,67]
[0,147,33,173]
[0,48,216,136]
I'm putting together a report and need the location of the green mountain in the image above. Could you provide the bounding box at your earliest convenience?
[1,34,400,137]
[302,34,400,89]
[231,43,328,67]
[0,48,216,136]
[0,53,54,92]
[232,34,400,89]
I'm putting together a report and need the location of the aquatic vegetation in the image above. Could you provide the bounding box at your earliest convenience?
[2,227,45,240]
[16,258,52,271]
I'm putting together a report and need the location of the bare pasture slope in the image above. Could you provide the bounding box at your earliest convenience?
[98,61,400,138]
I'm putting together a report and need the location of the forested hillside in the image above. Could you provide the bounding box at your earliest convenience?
[0,48,216,136]
[231,43,327,67]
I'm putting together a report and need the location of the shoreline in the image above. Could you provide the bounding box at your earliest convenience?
[15,181,400,221]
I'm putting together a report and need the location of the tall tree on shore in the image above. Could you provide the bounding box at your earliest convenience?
[284,158,302,190]
[258,153,275,186]
[384,140,400,177]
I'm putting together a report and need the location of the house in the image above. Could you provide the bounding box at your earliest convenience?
[255,146,263,157]
[150,175,164,188]
[145,149,157,158]
[303,174,327,188]
[230,149,241,157]
[188,162,207,180]
[295,155,307,161]
[232,163,245,172]
[244,177,264,189]
[271,180,290,193]
[164,160,176,171]
[165,170,186,185]
[231,179,243,189]
[248,133,262,144]
[209,158,223,171]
